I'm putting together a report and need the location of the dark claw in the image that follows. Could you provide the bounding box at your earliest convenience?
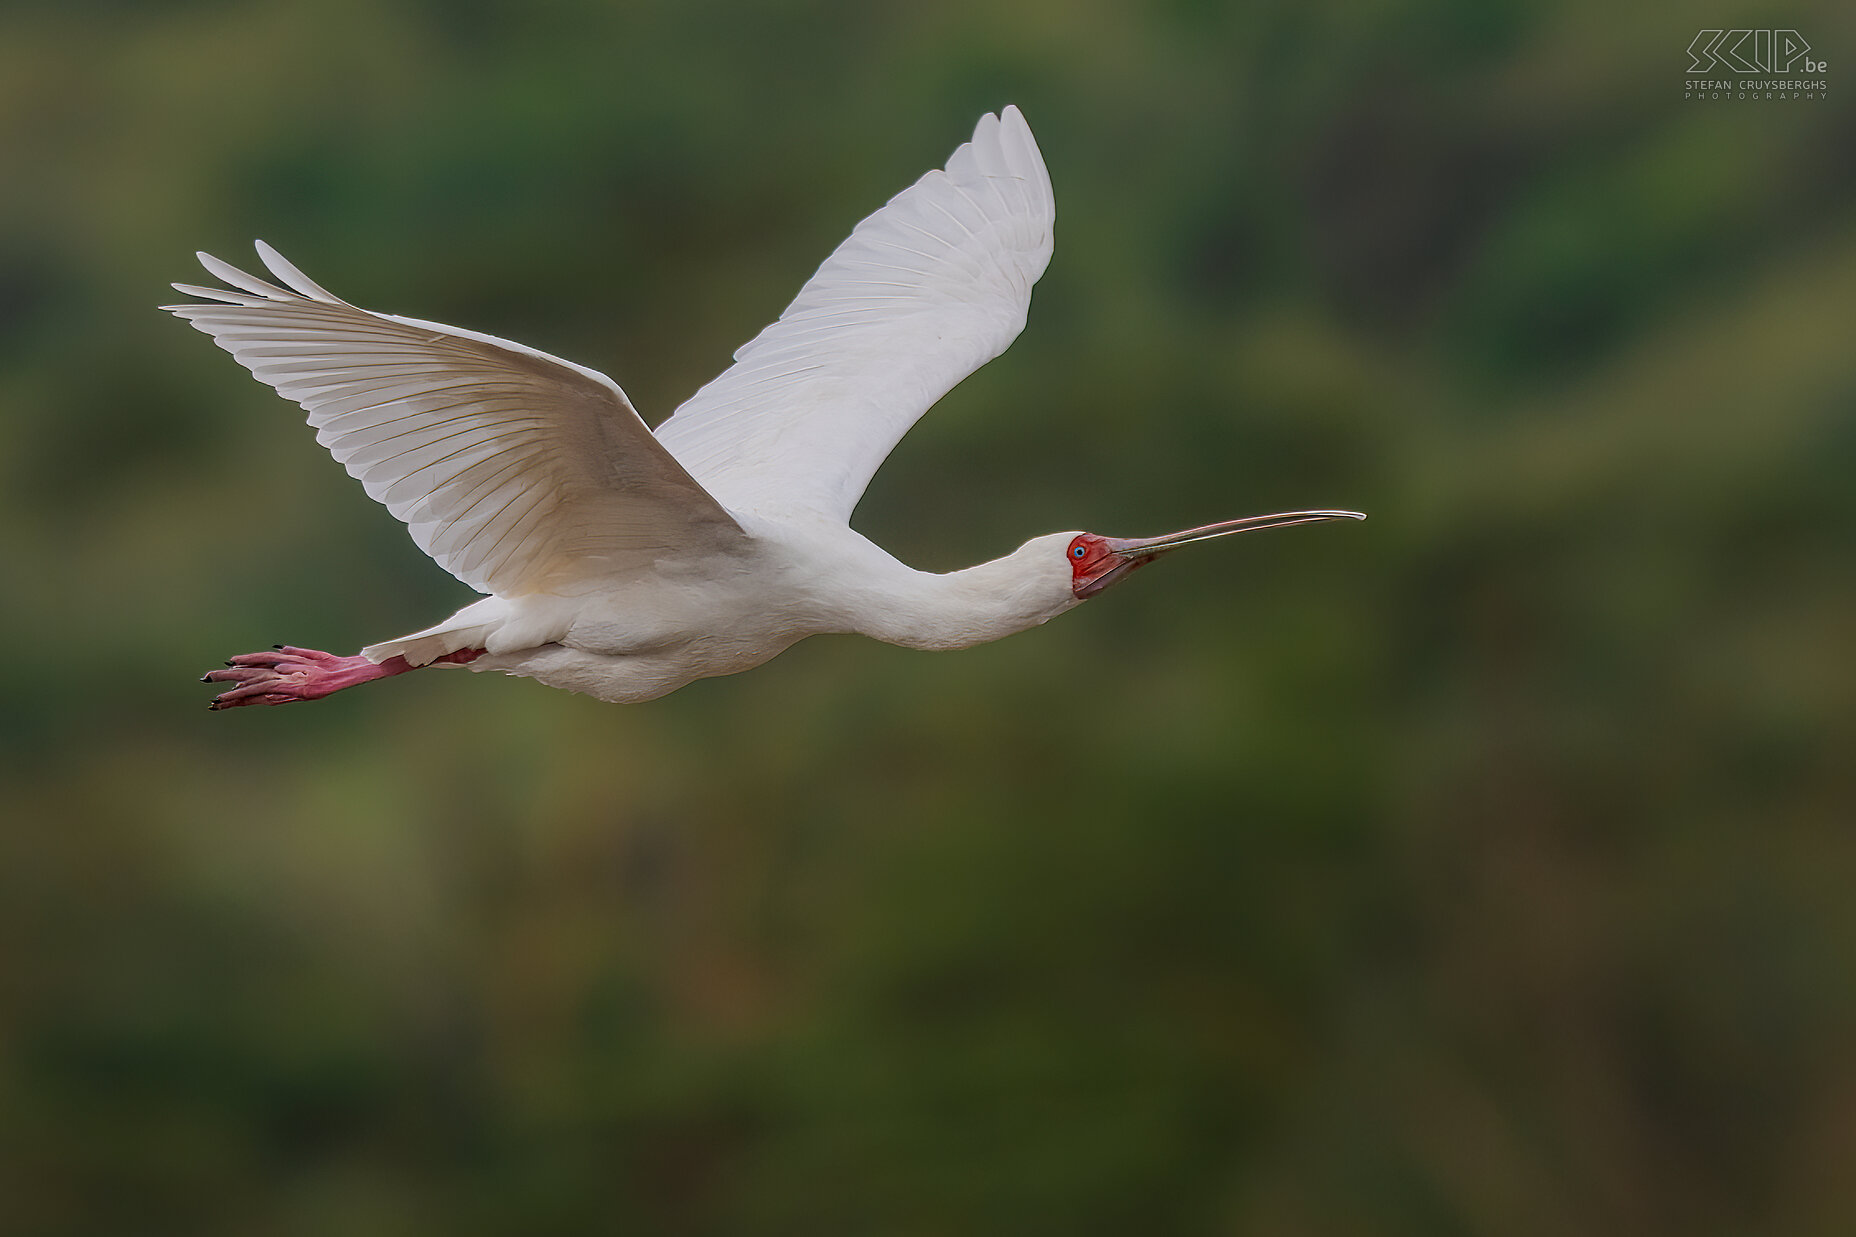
[273,644,284,650]
[200,673,212,683]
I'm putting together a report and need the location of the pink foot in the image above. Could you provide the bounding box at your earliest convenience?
[201,645,480,710]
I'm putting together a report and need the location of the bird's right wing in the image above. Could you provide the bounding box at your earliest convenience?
[166,244,746,598]
[653,106,1055,525]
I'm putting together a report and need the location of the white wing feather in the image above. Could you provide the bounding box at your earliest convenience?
[653,105,1056,523]
[166,243,745,597]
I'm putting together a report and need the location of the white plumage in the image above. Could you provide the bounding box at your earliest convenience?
[656,107,1054,522]
[179,107,1361,709]
[172,246,747,598]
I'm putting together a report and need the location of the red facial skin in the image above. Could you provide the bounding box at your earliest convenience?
[1068,533,1146,599]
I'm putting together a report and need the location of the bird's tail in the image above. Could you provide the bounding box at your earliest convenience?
[362,622,495,668]
[362,596,512,667]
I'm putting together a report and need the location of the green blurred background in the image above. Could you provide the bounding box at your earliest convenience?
[4,0,1854,1233]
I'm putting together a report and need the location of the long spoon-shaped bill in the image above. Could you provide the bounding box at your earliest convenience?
[1075,510,1365,598]
[1116,509,1366,555]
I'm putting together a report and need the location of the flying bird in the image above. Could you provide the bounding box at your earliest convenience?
[173,107,1361,710]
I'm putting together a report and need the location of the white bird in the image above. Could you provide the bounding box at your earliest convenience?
[174,107,1362,710]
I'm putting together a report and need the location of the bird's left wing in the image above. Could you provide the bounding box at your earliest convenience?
[167,243,746,598]
[653,106,1055,524]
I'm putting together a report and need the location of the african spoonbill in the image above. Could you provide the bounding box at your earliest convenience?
[174,107,1362,709]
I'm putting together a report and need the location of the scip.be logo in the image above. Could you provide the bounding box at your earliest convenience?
[1687,30,1824,75]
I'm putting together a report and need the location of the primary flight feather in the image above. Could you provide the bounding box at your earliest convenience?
[175,107,1361,709]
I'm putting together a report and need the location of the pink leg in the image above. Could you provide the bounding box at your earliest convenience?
[201,645,482,710]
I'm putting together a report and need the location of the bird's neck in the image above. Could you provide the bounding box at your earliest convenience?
[828,539,1080,652]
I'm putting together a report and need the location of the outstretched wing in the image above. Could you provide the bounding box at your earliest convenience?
[653,105,1056,524]
[166,243,746,598]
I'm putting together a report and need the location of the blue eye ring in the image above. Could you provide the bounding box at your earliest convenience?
[1071,544,1087,559]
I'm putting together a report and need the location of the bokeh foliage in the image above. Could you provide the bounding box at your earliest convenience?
[3,0,1855,1233]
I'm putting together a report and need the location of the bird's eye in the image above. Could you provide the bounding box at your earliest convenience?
[1071,544,1087,559]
